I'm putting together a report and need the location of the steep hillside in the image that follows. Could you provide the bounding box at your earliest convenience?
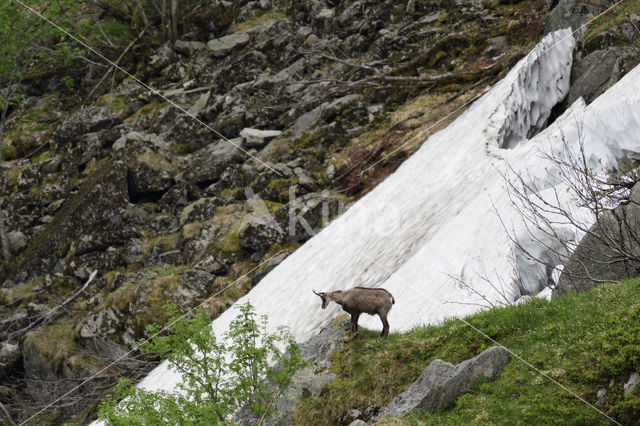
[0,0,638,424]
[296,278,640,425]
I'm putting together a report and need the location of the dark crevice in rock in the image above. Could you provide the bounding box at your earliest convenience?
[196,179,219,191]
[126,170,168,204]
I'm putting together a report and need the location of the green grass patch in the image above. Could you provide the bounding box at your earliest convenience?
[584,1,640,49]
[295,279,640,425]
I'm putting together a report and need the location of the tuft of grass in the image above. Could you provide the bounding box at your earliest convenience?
[295,278,640,425]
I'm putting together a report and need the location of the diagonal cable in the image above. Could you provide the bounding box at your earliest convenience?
[11,0,281,176]
[18,250,285,425]
[357,0,628,177]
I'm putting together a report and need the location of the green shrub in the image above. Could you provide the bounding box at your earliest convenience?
[98,302,307,424]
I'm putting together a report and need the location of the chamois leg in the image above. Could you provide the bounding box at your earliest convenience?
[351,312,361,336]
[379,312,389,340]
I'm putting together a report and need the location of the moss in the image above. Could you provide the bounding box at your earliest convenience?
[265,177,298,202]
[31,149,53,164]
[123,101,166,125]
[4,277,43,306]
[26,319,109,377]
[427,50,448,67]
[27,185,43,198]
[218,274,252,299]
[154,265,190,277]
[220,187,244,201]
[216,225,243,255]
[210,204,248,256]
[95,93,130,112]
[7,165,27,187]
[179,197,219,224]
[141,231,182,260]
[263,137,293,161]
[296,128,331,149]
[171,142,191,155]
[1,144,17,160]
[182,220,209,240]
[228,6,288,33]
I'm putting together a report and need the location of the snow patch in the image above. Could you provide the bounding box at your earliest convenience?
[485,29,574,150]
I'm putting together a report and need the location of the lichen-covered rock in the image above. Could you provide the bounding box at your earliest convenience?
[174,40,206,55]
[207,32,251,58]
[238,212,285,251]
[126,149,176,200]
[240,127,282,148]
[79,269,212,347]
[54,106,124,143]
[149,42,178,70]
[7,231,27,254]
[183,140,245,187]
[180,197,223,225]
[17,159,129,281]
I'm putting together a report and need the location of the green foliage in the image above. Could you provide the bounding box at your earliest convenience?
[0,0,86,160]
[98,302,307,424]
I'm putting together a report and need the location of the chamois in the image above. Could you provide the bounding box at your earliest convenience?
[313,287,395,340]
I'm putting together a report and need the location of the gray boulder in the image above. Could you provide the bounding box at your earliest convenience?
[375,346,511,419]
[149,42,178,70]
[0,341,21,376]
[565,47,636,106]
[240,128,282,149]
[557,182,640,295]
[194,255,228,275]
[183,139,245,187]
[54,106,123,142]
[207,32,251,58]
[174,40,206,55]
[7,231,27,254]
[624,372,640,397]
[238,213,285,251]
[275,192,341,242]
[126,149,175,200]
[544,0,608,33]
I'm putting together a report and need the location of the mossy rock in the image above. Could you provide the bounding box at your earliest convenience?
[263,177,299,202]
[17,159,129,280]
[95,93,132,117]
[23,320,112,382]
[83,268,211,344]
[141,231,182,261]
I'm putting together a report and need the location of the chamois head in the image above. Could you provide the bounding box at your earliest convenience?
[312,289,329,309]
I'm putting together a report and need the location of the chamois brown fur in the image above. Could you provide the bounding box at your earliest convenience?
[313,287,395,339]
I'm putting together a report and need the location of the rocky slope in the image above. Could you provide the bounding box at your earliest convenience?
[0,0,637,423]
